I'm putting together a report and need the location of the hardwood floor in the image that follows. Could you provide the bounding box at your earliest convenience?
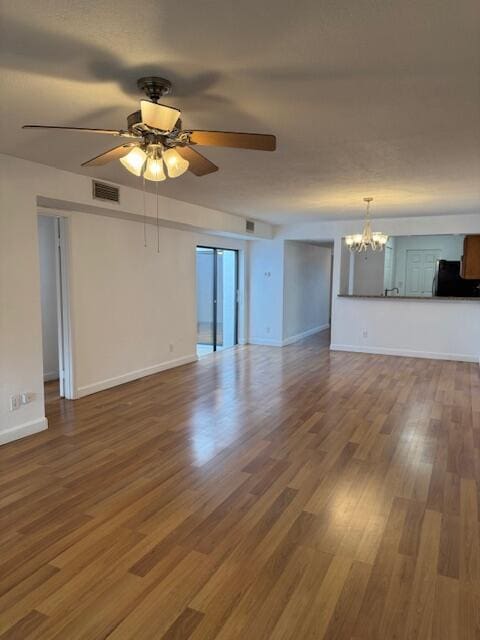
[1,331,480,639]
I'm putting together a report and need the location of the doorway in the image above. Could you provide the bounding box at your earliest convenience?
[37,214,73,399]
[196,246,238,356]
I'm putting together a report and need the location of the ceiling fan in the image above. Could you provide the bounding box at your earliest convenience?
[22,76,277,182]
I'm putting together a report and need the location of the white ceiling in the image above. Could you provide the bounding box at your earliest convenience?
[1,0,479,225]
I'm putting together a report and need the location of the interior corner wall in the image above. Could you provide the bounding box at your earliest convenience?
[283,241,331,342]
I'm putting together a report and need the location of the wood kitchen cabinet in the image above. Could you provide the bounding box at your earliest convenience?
[461,235,480,279]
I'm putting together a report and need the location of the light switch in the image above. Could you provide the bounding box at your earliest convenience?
[10,395,21,411]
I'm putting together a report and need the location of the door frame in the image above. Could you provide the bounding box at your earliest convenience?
[196,246,239,352]
[38,212,74,399]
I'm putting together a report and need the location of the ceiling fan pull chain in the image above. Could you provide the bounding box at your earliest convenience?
[143,175,147,248]
[156,181,160,254]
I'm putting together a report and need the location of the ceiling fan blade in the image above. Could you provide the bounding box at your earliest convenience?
[175,146,219,176]
[22,125,137,138]
[188,130,276,151]
[140,100,181,132]
[81,143,140,167]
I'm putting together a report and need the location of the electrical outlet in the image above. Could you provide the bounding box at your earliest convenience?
[10,395,21,411]
[21,392,35,405]
[266,326,271,334]
[362,329,368,338]
[169,343,174,353]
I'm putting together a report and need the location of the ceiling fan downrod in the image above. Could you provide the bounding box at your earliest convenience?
[136,76,172,103]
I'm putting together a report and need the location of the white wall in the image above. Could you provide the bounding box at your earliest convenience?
[352,248,385,296]
[1,160,46,443]
[248,239,285,345]
[332,296,480,361]
[70,218,249,397]
[283,241,331,341]
[278,212,480,363]
[69,214,196,396]
[38,216,59,381]
[0,154,255,444]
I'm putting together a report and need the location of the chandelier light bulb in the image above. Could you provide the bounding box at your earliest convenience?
[119,147,147,176]
[143,157,166,181]
[162,148,189,178]
[143,144,166,182]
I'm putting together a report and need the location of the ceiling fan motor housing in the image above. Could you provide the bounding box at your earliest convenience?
[137,76,172,103]
[126,110,182,146]
[127,110,143,130]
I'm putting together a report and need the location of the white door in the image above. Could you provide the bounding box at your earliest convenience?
[405,249,440,296]
[54,218,65,397]
[54,217,74,398]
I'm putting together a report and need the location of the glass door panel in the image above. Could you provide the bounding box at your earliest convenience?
[196,247,215,356]
[196,246,238,356]
[215,249,237,351]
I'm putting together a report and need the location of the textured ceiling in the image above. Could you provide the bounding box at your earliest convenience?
[1,0,479,224]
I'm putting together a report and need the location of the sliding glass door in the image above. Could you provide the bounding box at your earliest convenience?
[196,247,238,355]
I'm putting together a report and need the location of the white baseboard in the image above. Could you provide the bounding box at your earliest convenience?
[43,371,59,382]
[248,337,284,347]
[74,354,198,398]
[0,416,48,446]
[330,343,478,363]
[249,324,330,348]
[282,324,330,346]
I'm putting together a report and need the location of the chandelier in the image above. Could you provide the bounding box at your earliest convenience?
[345,197,388,252]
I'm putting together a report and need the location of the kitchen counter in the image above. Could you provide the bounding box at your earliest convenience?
[338,295,480,301]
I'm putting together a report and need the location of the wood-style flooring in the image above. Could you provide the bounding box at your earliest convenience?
[1,331,480,639]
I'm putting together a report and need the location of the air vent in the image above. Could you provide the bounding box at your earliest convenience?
[92,180,120,203]
[246,220,255,233]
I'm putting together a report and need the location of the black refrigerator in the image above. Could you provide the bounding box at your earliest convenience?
[433,260,480,297]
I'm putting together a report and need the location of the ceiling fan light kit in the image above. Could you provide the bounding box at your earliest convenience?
[142,145,166,182]
[345,198,388,252]
[22,75,277,183]
[119,146,147,176]
[163,148,189,178]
